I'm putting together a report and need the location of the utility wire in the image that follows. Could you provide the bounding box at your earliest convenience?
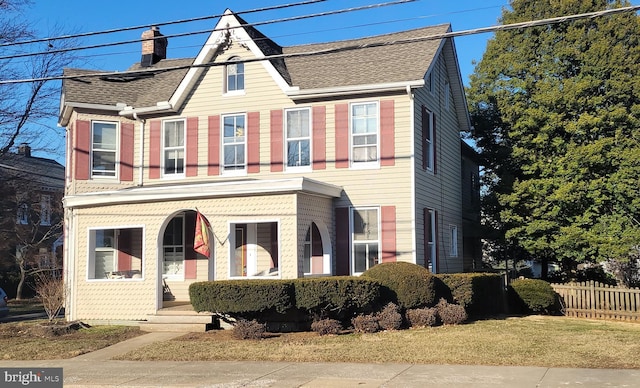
[1,4,638,85]
[0,0,327,48]
[0,0,415,61]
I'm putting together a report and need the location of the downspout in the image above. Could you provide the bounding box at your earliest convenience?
[132,112,146,187]
[407,84,418,265]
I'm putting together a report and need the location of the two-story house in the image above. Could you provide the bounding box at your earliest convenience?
[0,144,65,299]
[59,9,477,322]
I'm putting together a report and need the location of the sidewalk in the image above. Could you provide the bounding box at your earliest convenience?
[1,331,639,387]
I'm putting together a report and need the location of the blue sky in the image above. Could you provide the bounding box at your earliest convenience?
[28,0,511,163]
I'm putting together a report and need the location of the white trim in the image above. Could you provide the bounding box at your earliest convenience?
[91,120,120,180]
[349,101,380,169]
[161,118,187,179]
[288,80,424,100]
[63,177,343,209]
[409,91,417,265]
[86,225,146,281]
[221,113,248,175]
[350,206,382,276]
[227,218,282,279]
[284,106,312,171]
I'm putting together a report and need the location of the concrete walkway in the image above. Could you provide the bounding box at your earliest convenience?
[1,331,639,387]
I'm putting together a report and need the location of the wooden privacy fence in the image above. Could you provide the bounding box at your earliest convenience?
[551,281,640,321]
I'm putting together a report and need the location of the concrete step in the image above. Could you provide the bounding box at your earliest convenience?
[139,322,212,332]
[146,314,214,324]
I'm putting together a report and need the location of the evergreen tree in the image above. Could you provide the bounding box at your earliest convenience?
[466,0,640,283]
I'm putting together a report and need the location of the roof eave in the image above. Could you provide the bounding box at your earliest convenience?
[58,102,123,127]
[287,80,425,100]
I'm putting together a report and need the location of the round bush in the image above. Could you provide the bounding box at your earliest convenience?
[436,298,467,325]
[311,318,342,336]
[376,303,403,330]
[362,262,436,309]
[351,314,380,333]
[405,307,438,328]
[509,278,557,314]
[232,319,266,340]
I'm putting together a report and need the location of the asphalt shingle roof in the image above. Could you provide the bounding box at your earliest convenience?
[62,22,449,107]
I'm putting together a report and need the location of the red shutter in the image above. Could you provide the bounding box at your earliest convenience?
[186,117,199,177]
[433,113,438,174]
[149,120,161,179]
[120,122,134,181]
[380,100,395,166]
[312,106,326,170]
[247,112,260,173]
[381,206,396,263]
[185,212,197,279]
[270,110,283,172]
[117,229,132,272]
[75,120,90,180]
[335,104,349,168]
[335,207,350,275]
[208,115,220,176]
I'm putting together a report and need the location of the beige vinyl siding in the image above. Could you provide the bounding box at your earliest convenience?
[413,53,463,273]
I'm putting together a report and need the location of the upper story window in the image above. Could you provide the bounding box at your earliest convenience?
[285,108,311,169]
[17,203,28,225]
[450,225,458,257]
[163,119,185,177]
[427,72,434,94]
[444,80,451,110]
[40,194,51,226]
[222,114,246,173]
[226,56,244,93]
[423,108,435,172]
[91,121,118,178]
[351,102,379,167]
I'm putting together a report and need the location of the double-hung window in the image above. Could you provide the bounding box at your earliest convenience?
[352,207,380,274]
[423,108,434,171]
[222,114,246,173]
[17,203,28,225]
[226,57,244,93]
[285,108,311,169]
[351,102,379,166]
[425,209,436,272]
[163,119,185,177]
[91,121,117,178]
[40,195,51,226]
[450,225,458,257]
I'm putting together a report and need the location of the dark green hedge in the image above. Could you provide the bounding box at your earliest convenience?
[294,276,380,318]
[508,278,558,314]
[189,280,294,314]
[435,273,505,317]
[190,277,381,320]
[362,262,436,309]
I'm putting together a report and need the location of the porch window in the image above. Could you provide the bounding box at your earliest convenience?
[285,108,311,169]
[352,207,380,274]
[88,227,143,280]
[222,114,246,173]
[163,215,184,279]
[303,223,325,275]
[163,119,185,177]
[230,222,279,277]
[91,121,117,178]
[351,102,379,166]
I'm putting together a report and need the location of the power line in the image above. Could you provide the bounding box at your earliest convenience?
[0,0,415,61]
[0,0,327,48]
[1,4,638,85]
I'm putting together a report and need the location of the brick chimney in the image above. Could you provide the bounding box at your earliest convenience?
[141,26,167,67]
[18,143,31,157]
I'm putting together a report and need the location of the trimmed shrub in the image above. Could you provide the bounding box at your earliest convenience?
[232,319,266,340]
[311,318,342,335]
[509,278,557,314]
[376,303,403,330]
[189,280,294,315]
[405,307,438,328]
[436,298,467,325]
[362,262,436,310]
[294,277,381,320]
[351,314,380,333]
[435,273,504,317]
